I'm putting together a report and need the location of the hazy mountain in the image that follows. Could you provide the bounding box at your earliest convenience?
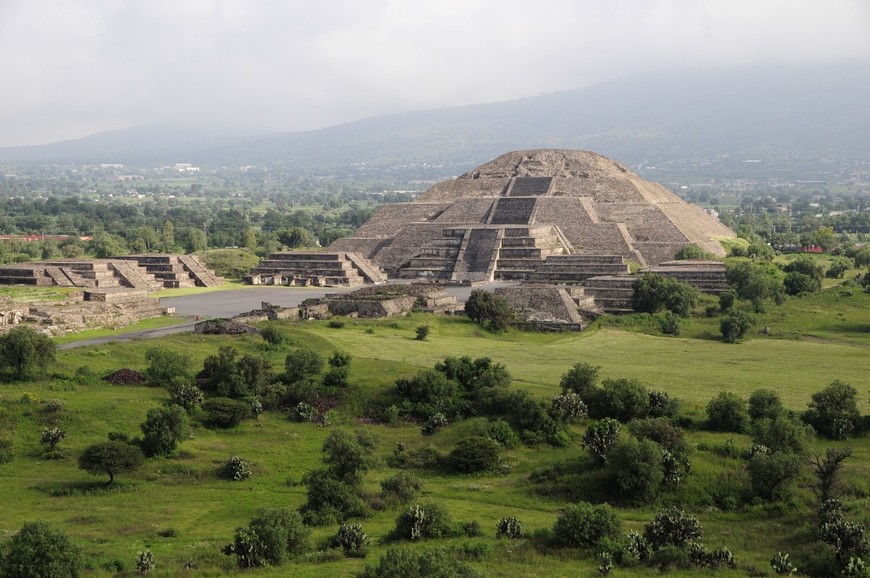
[2,61,868,175]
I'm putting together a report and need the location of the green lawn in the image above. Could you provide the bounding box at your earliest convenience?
[1,293,869,576]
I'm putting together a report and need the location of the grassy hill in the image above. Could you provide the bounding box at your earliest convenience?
[1,286,869,576]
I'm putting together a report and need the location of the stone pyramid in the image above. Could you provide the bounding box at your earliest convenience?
[325,149,734,283]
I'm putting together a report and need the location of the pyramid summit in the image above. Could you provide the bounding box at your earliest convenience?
[251,149,735,285]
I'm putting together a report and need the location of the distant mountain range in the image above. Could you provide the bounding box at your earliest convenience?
[2,61,869,178]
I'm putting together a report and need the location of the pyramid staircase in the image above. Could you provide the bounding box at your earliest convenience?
[528,255,631,284]
[250,252,385,286]
[493,225,568,280]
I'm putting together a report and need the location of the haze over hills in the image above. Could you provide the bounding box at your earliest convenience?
[2,62,869,179]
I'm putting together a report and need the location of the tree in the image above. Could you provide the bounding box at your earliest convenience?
[322,429,378,485]
[607,437,665,503]
[447,436,500,473]
[725,261,784,312]
[277,227,316,249]
[748,389,784,421]
[583,418,622,463]
[284,348,324,383]
[706,392,749,432]
[78,441,144,483]
[223,508,310,568]
[720,310,754,343]
[802,380,862,439]
[0,521,82,578]
[0,326,55,379]
[812,447,853,502]
[140,404,189,457]
[143,347,191,387]
[552,502,622,548]
[782,257,823,295]
[559,362,600,399]
[595,378,649,421]
[464,289,513,332]
[632,274,699,317]
[748,451,803,502]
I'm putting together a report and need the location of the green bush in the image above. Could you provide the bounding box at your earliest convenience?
[495,516,523,539]
[0,326,56,380]
[595,378,649,421]
[720,309,755,343]
[380,472,423,505]
[322,429,378,485]
[359,547,482,578]
[552,502,622,548]
[802,380,863,439]
[143,347,191,387]
[220,456,251,481]
[284,348,324,384]
[415,325,430,341]
[0,521,82,578]
[643,507,702,550]
[748,451,804,502]
[583,418,621,463]
[465,289,513,332]
[392,503,455,541]
[332,523,370,557]
[0,437,13,464]
[448,436,500,473]
[486,419,520,449]
[223,508,310,567]
[631,273,699,317]
[140,404,189,457]
[752,416,814,455]
[706,391,749,433]
[300,469,370,525]
[559,362,600,398]
[201,397,250,429]
[748,388,784,421]
[607,437,665,503]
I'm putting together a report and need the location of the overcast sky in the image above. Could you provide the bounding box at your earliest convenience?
[1,0,868,147]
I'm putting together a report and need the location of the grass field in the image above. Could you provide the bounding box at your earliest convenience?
[1,287,869,576]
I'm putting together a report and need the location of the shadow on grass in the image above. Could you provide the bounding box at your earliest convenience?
[35,480,136,497]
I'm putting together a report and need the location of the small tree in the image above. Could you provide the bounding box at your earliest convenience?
[140,404,189,457]
[643,508,702,550]
[0,326,55,379]
[464,289,513,332]
[143,347,191,387]
[447,436,500,473]
[596,378,649,421]
[169,382,203,412]
[496,517,523,539]
[748,451,803,502]
[748,389,784,421]
[284,348,324,383]
[803,380,862,439]
[607,437,665,503]
[40,427,66,449]
[201,397,250,429]
[392,503,454,541]
[135,550,155,575]
[78,441,144,483]
[560,362,601,398]
[322,429,378,485]
[720,310,755,343]
[552,502,622,548]
[0,521,82,578]
[706,392,749,433]
[332,523,370,557]
[812,447,853,502]
[223,508,310,567]
[583,418,621,463]
[415,325,430,341]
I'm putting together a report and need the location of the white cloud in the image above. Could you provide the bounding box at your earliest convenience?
[1,0,868,146]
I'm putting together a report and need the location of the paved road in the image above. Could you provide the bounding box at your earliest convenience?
[58,282,517,349]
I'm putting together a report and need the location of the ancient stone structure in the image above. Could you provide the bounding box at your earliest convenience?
[247,150,734,287]
[0,255,223,290]
[494,285,598,331]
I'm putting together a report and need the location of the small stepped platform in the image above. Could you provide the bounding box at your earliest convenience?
[528,254,630,284]
[398,230,464,280]
[643,260,729,294]
[115,254,222,289]
[582,275,636,313]
[494,226,567,281]
[177,254,225,287]
[249,252,383,287]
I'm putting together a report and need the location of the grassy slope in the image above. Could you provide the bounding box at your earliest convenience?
[0,290,868,576]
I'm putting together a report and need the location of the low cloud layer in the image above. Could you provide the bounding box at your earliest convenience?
[1,0,868,146]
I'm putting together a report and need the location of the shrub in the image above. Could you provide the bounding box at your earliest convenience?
[674,243,717,260]
[380,472,423,505]
[583,418,621,462]
[223,508,310,567]
[496,517,523,539]
[550,392,588,422]
[260,324,284,345]
[803,380,862,439]
[559,362,600,398]
[434,355,510,393]
[748,388,784,421]
[300,469,370,525]
[415,325,430,341]
[632,273,699,317]
[607,437,665,503]
[628,418,690,458]
[220,456,251,481]
[0,521,82,578]
[140,404,189,457]
[784,271,821,295]
[332,523,370,557]
[322,429,378,485]
[643,507,702,550]
[486,419,520,449]
[359,547,482,578]
[706,391,749,433]
[135,550,155,575]
[169,382,204,412]
[719,290,736,311]
[421,413,448,436]
[748,451,804,502]
[752,416,815,455]
[0,326,56,380]
[552,502,622,548]
[0,437,13,464]
[40,427,66,449]
[143,347,191,387]
[78,441,145,483]
[448,436,500,473]
[392,503,454,540]
[465,289,513,332]
[284,348,324,383]
[770,551,798,575]
[201,397,249,429]
[323,366,350,388]
[396,369,456,407]
[595,378,649,421]
[657,311,681,335]
[720,309,755,342]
